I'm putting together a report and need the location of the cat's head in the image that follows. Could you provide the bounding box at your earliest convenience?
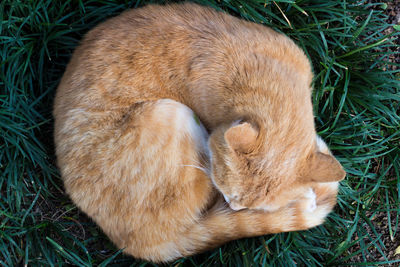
[208,120,345,211]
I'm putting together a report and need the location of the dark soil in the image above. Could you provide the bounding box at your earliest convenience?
[347,210,400,265]
[382,0,400,70]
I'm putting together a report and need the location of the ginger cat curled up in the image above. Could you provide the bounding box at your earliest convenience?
[53,3,346,262]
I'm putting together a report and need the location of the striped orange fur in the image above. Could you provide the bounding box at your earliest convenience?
[53,3,345,262]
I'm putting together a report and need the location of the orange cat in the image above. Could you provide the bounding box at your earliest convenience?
[53,3,345,262]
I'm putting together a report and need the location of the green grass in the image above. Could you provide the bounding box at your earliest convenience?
[1,0,399,266]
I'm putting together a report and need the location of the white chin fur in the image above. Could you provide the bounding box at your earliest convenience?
[222,193,230,203]
[229,202,246,211]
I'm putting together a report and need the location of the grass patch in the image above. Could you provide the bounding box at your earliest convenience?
[1,0,399,265]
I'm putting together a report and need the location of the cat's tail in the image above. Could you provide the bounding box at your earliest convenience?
[129,182,338,262]
[179,182,338,258]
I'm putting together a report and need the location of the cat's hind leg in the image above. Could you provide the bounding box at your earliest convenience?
[101,99,218,262]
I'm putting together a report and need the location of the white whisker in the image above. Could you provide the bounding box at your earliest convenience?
[181,164,209,174]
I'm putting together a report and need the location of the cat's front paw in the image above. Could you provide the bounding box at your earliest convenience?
[303,188,317,212]
[260,182,339,234]
[293,182,339,230]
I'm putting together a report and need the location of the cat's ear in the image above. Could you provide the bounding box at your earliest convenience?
[305,152,346,182]
[225,122,258,153]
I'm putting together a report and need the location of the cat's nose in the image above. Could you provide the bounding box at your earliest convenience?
[229,202,246,211]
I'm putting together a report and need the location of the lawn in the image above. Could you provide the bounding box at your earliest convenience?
[1,0,399,266]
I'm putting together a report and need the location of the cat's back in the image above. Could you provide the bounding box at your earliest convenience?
[54,3,309,113]
[54,3,312,139]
